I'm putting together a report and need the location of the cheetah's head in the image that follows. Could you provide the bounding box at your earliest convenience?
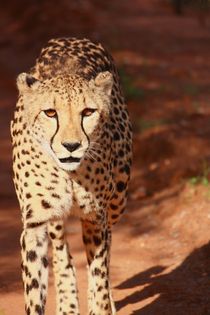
[16,72,113,171]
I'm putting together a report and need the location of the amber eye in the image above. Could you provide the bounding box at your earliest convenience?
[44,109,57,118]
[81,108,96,117]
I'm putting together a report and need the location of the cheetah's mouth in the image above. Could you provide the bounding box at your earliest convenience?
[59,156,81,163]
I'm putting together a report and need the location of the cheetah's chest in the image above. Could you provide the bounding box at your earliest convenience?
[71,180,100,219]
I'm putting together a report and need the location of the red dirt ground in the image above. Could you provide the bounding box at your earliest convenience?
[1,1,210,314]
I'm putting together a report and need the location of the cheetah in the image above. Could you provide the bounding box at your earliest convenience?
[11,37,132,315]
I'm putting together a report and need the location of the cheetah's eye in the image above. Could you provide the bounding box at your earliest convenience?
[44,109,57,118]
[81,108,96,117]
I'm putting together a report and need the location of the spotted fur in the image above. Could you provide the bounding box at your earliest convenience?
[11,38,132,315]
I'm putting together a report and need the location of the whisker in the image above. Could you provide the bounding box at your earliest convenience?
[85,151,97,162]
[89,140,101,146]
[88,149,101,160]
[89,142,101,150]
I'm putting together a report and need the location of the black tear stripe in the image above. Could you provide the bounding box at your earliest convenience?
[81,116,90,147]
[81,95,90,146]
[50,113,60,152]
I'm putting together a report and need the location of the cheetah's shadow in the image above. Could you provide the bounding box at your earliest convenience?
[115,242,210,315]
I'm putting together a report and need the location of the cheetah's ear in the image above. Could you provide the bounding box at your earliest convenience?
[94,71,113,96]
[16,72,40,93]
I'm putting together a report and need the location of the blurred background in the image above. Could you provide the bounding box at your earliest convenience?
[1,0,210,314]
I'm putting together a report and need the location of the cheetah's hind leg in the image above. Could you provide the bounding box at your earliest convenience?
[48,220,80,315]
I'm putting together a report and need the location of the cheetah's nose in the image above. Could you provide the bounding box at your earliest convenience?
[62,142,81,152]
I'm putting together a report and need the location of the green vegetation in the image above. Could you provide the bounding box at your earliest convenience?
[183,83,200,97]
[138,118,169,132]
[189,161,210,186]
[172,0,210,15]
[192,101,200,113]
[119,68,145,100]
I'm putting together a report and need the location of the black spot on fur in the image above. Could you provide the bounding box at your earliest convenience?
[26,75,38,87]
[27,221,46,229]
[110,203,118,210]
[93,235,102,246]
[55,224,62,230]
[93,267,101,276]
[49,232,56,239]
[41,200,51,209]
[70,304,76,309]
[42,257,48,268]
[26,209,33,219]
[35,304,42,315]
[27,250,37,262]
[31,278,39,289]
[116,181,126,192]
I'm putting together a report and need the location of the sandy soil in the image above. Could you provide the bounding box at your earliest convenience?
[1,1,210,314]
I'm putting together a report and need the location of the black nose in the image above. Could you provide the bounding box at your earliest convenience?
[62,142,81,152]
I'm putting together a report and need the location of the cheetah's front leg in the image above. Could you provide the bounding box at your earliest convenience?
[81,217,116,315]
[48,220,80,315]
[21,223,49,315]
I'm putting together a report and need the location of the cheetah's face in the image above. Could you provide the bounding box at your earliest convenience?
[17,72,113,171]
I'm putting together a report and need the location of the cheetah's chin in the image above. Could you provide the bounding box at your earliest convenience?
[57,156,82,171]
[57,160,81,172]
